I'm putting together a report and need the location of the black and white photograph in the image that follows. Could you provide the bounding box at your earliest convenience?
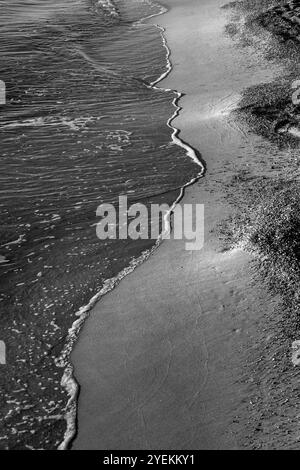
[1,0,300,454]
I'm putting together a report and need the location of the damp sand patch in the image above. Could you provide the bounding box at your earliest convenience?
[221,1,300,145]
[233,79,300,147]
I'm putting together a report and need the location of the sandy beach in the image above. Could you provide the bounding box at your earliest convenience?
[71,0,300,450]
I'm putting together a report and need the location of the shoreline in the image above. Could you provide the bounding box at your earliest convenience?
[71,0,300,450]
[1,0,206,450]
[58,0,205,450]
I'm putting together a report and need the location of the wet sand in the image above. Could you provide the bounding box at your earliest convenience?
[71,0,292,449]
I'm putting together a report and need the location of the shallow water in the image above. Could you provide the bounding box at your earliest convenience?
[0,0,201,449]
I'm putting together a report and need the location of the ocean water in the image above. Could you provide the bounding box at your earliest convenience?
[0,0,202,449]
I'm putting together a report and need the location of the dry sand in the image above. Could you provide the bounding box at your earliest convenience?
[71,0,290,449]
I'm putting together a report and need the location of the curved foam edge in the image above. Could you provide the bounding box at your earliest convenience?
[57,0,205,450]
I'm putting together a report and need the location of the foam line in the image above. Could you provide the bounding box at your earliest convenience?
[57,0,205,450]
